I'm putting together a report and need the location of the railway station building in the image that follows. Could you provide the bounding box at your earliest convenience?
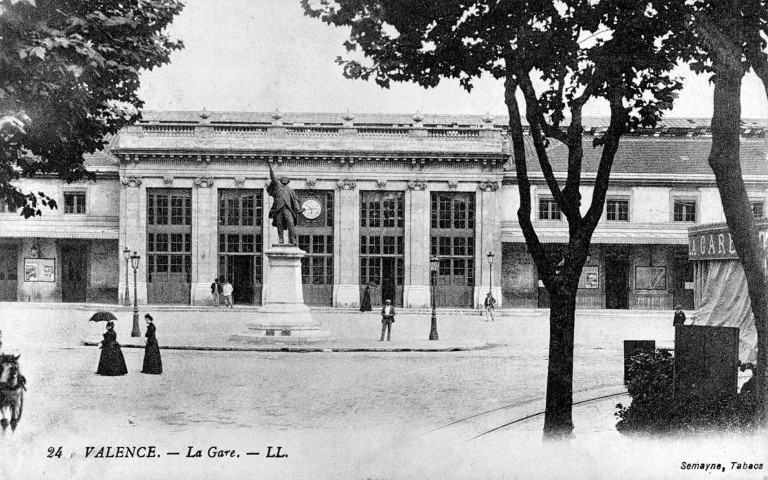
[0,110,766,310]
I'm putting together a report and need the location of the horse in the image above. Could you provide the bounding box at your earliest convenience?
[0,354,25,432]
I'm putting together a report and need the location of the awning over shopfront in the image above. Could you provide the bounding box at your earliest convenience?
[501,223,688,244]
[688,222,765,363]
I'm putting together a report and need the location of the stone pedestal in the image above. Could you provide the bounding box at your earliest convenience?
[231,244,328,342]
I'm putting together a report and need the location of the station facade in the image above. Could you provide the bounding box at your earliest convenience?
[0,111,766,310]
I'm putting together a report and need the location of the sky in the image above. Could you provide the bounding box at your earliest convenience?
[137,0,768,118]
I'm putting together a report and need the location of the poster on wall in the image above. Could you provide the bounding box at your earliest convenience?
[24,258,55,282]
[635,266,667,290]
[578,266,599,289]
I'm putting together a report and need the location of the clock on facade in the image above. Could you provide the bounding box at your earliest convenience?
[301,198,322,220]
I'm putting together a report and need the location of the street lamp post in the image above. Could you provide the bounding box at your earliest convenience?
[487,251,495,296]
[123,247,131,306]
[429,256,439,340]
[130,252,141,337]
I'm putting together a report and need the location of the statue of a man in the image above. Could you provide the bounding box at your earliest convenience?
[267,163,302,245]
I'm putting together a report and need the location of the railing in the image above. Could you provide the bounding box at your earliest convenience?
[427,129,481,138]
[213,125,269,135]
[136,123,496,140]
[142,124,196,135]
[357,127,409,137]
[286,126,340,135]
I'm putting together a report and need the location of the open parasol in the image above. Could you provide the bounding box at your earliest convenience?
[88,311,118,323]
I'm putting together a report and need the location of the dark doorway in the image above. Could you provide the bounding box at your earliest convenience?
[61,245,87,303]
[381,257,396,305]
[231,256,254,305]
[672,251,694,309]
[605,253,629,309]
[0,245,17,301]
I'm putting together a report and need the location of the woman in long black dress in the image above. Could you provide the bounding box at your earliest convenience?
[96,321,128,376]
[360,285,372,312]
[141,314,162,374]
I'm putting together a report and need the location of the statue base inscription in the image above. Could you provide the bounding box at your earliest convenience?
[230,244,329,343]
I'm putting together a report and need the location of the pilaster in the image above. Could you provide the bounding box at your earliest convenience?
[191,181,217,305]
[121,176,147,304]
[334,179,360,306]
[476,181,502,308]
[404,181,431,308]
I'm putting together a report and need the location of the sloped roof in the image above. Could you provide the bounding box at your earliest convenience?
[519,136,768,176]
[83,134,119,167]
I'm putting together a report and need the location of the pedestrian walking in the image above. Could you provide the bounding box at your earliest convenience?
[221,277,234,308]
[380,299,395,341]
[484,292,496,322]
[673,304,686,327]
[360,285,372,312]
[141,314,162,375]
[96,321,128,376]
[211,278,221,307]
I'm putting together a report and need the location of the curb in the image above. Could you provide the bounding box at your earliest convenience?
[80,340,500,353]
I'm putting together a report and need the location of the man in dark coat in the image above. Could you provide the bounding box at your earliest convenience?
[673,304,686,327]
[380,299,395,341]
[267,163,302,245]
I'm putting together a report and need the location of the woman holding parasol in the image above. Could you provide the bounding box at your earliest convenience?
[92,313,128,376]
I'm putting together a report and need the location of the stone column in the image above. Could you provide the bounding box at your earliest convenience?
[404,179,431,308]
[261,186,271,305]
[191,177,217,305]
[118,177,129,305]
[334,178,360,306]
[475,181,502,307]
[121,175,147,304]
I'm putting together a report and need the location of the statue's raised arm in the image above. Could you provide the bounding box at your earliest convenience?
[268,162,278,185]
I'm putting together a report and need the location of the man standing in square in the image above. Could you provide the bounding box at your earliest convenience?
[484,292,496,322]
[380,299,395,341]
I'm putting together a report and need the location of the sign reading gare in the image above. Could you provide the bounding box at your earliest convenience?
[688,222,768,261]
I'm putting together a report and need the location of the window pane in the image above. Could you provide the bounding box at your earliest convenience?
[383,236,395,255]
[674,201,696,222]
[156,255,168,273]
[219,197,226,226]
[227,197,239,226]
[227,234,239,252]
[453,237,466,256]
[439,237,451,256]
[539,199,549,220]
[170,255,183,273]
[148,195,155,225]
[242,195,254,226]
[299,235,310,252]
[156,234,168,252]
[171,233,183,252]
[242,234,254,253]
[156,196,168,225]
[313,235,324,254]
[171,196,184,225]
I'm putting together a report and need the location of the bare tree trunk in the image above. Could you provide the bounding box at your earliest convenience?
[709,66,768,425]
[543,283,578,437]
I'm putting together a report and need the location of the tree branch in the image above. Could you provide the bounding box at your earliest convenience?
[506,68,551,283]
[519,74,567,221]
[518,75,569,144]
[584,86,627,232]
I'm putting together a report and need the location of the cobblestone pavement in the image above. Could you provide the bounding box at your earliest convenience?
[0,304,764,480]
